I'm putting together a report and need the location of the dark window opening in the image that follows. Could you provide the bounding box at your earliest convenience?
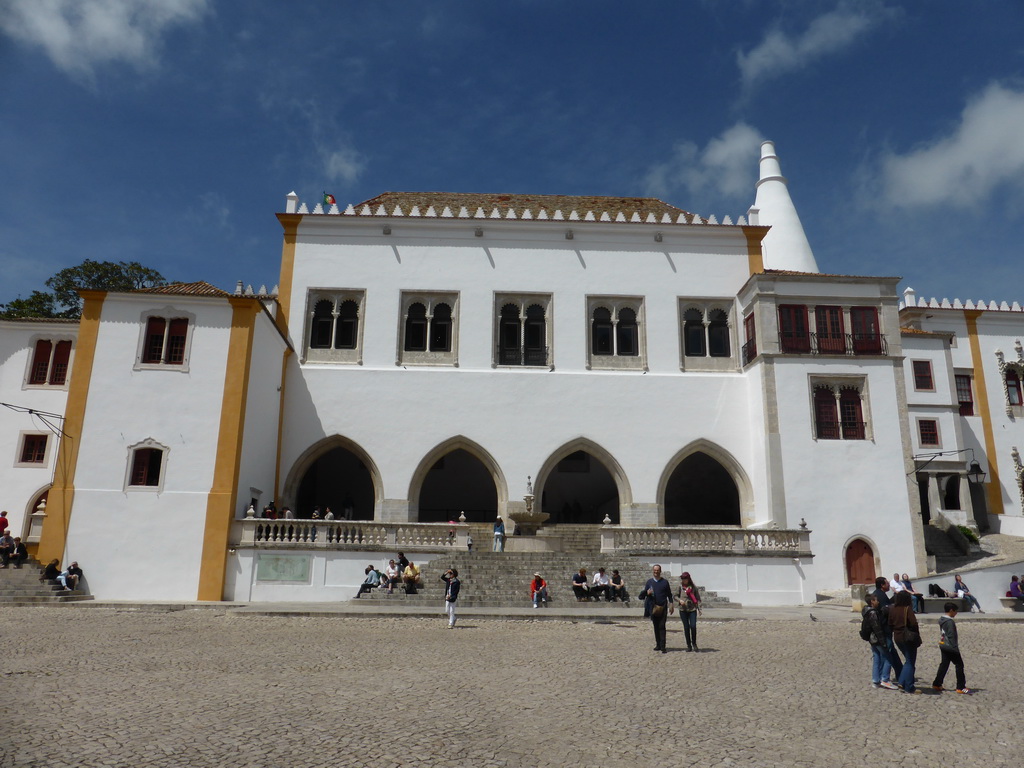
[310,300,334,349]
[592,307,613,355]
[779,305,810,353]
[20,434,47,463]
[912,360,934,391]
[814,387,840,439]
[130,448,163,487]
[708,309,730,357]
[429,303,452,352]
[955,374,974,416]
[335,300,359,350]
[404,303,428,351]
[616,308,639,356]
[919,420,939,446]
[815,305,845,354]
[839,388,865,439]
[683,309,705,357]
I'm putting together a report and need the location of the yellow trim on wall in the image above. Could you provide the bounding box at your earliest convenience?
[743,226,768,275]
[196,298,259,600]
[37,291,106,564]
[273,347,293,505]
[964,310,1003,515]
[276,213,301,336]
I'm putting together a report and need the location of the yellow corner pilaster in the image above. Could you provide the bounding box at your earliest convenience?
[37,291,106,564]
[197,299,259,601]
[275,213,301,336]
[965,310,1003,515]
[743,226,767,275]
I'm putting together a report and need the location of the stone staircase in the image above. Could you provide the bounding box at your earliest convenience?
[359,544,736,609]
[0,559,94,605]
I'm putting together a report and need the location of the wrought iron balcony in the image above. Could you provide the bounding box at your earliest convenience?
[779,332,887,356]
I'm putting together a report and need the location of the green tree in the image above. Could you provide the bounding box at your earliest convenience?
[1,260,167,319]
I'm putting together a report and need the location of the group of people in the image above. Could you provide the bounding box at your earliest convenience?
[258,500,356,521]
[1007,575,1024,604]
[861,575,971,694]
[640,566,703,653]
[0,531,28,569]
[354,552,423,598]
[568,567,630,603]
[39,559,84,591]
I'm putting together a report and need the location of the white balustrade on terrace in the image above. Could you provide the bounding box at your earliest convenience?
[232,519,811,557]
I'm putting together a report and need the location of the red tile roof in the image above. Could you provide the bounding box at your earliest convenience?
[133,281,231,297]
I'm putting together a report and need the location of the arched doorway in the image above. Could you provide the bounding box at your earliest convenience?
[845,538,875,585]
[539,449,621,524]
[417,448,498,523]
[294,443,376,520]
[663,452,740,525]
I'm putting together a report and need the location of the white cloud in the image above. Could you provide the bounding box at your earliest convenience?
[644,122,761,202]
[877,83,1024,208]
[737,6,880,89]
[321,146,365,185]
[0,0,208,79]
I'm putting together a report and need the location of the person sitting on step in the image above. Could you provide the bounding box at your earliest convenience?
[530,573,548,608]
[571,568,590,601]
[591,567,611,601]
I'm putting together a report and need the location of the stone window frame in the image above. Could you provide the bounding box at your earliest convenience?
[678,298,737,372]
[396,291,460,367]
[14,431,51,468]
[124,438,169,493]
[133,307,197,373]
[911,359,935,392]
[586,295,646,371]
[302,289,366,365]
[23,336,74,390]
[492,292,554,369]
[808,375,872,442]
[916,418,941,449]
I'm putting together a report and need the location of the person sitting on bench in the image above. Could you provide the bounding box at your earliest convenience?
[591,567,611,601]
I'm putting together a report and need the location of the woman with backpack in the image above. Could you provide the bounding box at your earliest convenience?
[675,572,702,652]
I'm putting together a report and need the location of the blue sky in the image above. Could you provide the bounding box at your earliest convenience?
[2,1,1023,306]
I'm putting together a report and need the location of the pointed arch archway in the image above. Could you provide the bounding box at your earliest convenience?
[407,436,508,523]
[282,435,383,519]
[657,440,753,526]
[534,438,632,524]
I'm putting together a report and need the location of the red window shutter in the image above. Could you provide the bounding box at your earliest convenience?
[49,341,71,385]
[165,319,188,364]
[143,318,166,364]
[29,340,52,384]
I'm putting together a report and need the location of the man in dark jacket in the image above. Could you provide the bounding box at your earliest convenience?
[441,568,461,629]
[641,565,674,653]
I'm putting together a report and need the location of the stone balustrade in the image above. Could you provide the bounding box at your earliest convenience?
[601,525,811,557]
[233,518,471,551]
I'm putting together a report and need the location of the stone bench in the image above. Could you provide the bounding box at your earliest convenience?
[921,596,969,614]
[999,596,1024,612]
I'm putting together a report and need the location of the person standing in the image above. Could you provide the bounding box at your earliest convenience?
[889,590,921,694]
[931,602,971,694]
[441,568,460,629]
[492,517,505,552]
[641,565,674,653]
[675,572,702,652]
[860,592,901,689]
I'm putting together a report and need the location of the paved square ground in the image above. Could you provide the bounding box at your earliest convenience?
[1,608,1018,767]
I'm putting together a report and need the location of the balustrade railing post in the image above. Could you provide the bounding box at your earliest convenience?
[798,529,812,555]
[238,519,256,546]
[669,530,681,550]
[600,526,615,554]
[386,526,397,549]
[733,530,746,553]
[455,525,468,550]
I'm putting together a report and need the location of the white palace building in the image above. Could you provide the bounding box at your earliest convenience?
[3,142,1023,606]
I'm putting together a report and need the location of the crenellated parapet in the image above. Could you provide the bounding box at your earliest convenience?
[899,286,1023,312]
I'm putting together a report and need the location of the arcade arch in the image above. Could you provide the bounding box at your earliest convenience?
[658,441,752,526]
[407,437,507,523]
[534,439,631,524]
[283,436,381,520]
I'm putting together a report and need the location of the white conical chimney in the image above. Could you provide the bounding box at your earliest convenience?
[752,141,818,273]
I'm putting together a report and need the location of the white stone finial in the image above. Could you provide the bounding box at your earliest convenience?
[903,286,916,308]
[753,141,819,273]
[234,280,244,296]
[285,191,299,214]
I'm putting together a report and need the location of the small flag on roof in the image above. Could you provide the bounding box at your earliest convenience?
[323,192,336,206]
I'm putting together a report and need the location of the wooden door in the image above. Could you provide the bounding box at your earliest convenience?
[845,539,875,585]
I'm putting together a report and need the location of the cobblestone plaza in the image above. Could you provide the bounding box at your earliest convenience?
[2,608,1019,767]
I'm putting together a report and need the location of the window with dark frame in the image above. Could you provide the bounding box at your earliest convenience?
[815,305,844,354]
[912,360,934,391]
[142,317,189,365]
[335,300,359,350]
[850,306,882,354]
[429,303,452,352]
[707,309,730,357]
[28,339,72,385]
[404,303,428,351]
[955,374,974,416]
[129,448,163,487]
[683,309,706,356]
[310,300,334,349]
[1007,370,1023,406]
[742,313,756,363]
[19,434,47,464]
[813,387,840,439]
[616,308,639,357]
[591,307,613,355]
[839,388,865,439]
[918,420,940,447]
[778,304,810,353]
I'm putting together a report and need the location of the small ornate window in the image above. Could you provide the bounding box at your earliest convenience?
[918,419,940,448]
[25,338,73,387]
[304,290,365,364]
[125,439,169,492]
[587,297,645,370]
[679,300,735,371]
[398,292,458,366]
[810,377,870,441]
[494,293,552,368]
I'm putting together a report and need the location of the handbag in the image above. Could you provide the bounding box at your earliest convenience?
[651,603,665,617]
